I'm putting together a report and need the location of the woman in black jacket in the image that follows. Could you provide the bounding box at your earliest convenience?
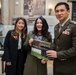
[3,17,27,75]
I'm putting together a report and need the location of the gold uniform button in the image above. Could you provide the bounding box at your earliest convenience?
[61,59,66,61]
[57,46,58,48]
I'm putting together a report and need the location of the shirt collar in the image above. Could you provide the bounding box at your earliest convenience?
[59,18,70,27]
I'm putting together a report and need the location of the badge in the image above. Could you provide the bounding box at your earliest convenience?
[62,29,70,35]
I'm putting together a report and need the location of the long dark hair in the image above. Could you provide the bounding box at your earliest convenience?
[11,17,27,40]
[33,16,52,42]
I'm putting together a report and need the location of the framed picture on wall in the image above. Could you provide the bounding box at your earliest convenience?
[23,0,46,16]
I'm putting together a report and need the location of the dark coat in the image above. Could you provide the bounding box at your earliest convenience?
[53,19,76,73]
[3,30,27,75]
[23,31,52,75]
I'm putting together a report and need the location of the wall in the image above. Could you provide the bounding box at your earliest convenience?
[14,0,23,15]
[13,0,72,18]
[46,0,72,16]
[9,0,23,24]
[0,0,72,24]
[0,0,1,15]
[9,0,15,24]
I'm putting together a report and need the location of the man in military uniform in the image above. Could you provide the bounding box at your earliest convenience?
[46,2,76,75]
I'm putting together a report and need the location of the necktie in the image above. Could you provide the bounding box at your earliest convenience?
[59,25,62,32]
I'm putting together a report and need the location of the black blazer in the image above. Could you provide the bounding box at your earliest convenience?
[53,19,76,73]
[4,30,18,61]
[3,30,27,75]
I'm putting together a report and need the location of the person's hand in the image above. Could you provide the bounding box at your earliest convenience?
[46,50,57,58]
[6,62,11,66]
[37,57,41,59]
[29,38,34,46]
[41,59,47,64]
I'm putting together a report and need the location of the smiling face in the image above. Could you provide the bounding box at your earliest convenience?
[36,18,43,32]
[16,19,25,32]
[55,4,70,23]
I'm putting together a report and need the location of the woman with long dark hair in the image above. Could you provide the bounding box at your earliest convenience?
[23,16,52,75]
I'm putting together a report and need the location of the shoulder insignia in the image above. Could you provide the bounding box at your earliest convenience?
[70,20,76,24]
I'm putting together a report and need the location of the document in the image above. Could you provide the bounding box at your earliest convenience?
[31,40,51,60]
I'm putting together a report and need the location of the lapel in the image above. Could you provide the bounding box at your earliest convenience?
[21,34,24,44]
[55,19,70,40]
[55,24,60,39]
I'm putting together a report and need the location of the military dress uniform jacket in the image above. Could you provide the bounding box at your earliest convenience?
[53,19,76,73]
